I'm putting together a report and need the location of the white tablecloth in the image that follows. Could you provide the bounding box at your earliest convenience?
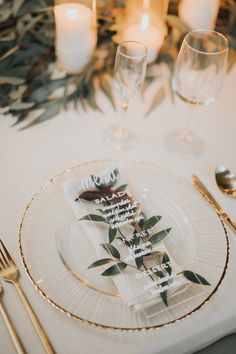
[0,66,236,354]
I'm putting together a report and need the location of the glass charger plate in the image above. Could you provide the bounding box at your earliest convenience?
[19,160,229,331]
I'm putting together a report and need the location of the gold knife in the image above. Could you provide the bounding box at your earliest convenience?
[192,175,236,232]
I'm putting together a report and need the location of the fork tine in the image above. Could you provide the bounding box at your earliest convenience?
[0,248,8,267]
[0,239,14,265]
[0,256,4,270]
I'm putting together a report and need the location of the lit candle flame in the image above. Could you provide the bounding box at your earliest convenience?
[140,13,149,32]
[143,0,150,11]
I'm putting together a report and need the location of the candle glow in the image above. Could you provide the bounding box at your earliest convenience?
[123,4,164,64]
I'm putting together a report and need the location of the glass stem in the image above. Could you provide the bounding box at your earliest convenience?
[177,104,196,142]
[116,103,128,138]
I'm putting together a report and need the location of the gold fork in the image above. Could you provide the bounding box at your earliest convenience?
[0,282,26,354]
[0,239,55,354]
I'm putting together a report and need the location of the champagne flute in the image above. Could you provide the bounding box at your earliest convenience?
[104,41,147,150]
[165,29,228,158]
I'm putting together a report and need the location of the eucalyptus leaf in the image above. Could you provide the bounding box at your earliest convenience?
[78,190,104,201]
[91,175,107,190]
[132,233,140,246]
[88,258,114,269]
[87,82,102,112]
[149,228,171,245]
[0,0,234,128]
[19,103,60,130]
[0,3,12,22]
[107,168,119,187]
[143,216,162,230]
[19,14,44,40]
[135,256,143,269]
[79,214,107,223]
[30,79,67,103]
[108,226,117,244]
[160,288,168,307]
[101,243,120,259]
[10,101,34,110]
[138,212,147,228]
[0,29,16,42]
[183,271,211,286]
[162,253,172,275]
[0,76,25,85]
[115,184,128,192]
[13,0,25,16]
[101,262,127,276]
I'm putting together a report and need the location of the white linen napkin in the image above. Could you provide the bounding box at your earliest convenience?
[62,177,189,317]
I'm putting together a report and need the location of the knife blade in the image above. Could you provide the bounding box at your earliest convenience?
[192,175,236,232]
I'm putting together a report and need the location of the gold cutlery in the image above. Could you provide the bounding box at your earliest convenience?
[215,165,236,197]
[0,239,55,354]
[0,282,26,354]
[192,175,236,233]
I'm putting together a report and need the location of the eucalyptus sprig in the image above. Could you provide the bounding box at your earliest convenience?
[76,168,210,307]
[0,1,235,128]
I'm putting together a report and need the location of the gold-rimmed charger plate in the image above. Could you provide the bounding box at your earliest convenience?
[19,160,229,331]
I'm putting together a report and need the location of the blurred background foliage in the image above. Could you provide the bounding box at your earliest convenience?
[0,0,235,129]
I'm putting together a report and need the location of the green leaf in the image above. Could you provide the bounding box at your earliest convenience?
[12,0,25,16]
[162,253,172,275]
[109,226,117,243]
[135,256,143,269]
[0,3,12,22]
[92,168,119,190]
[132,233,140,246]
[79,214,107,222]
[19,104,60,130]
[19,14,44,40]
[10,101,35,110]
[91,175,106,190]
[0,76,25,85]
[101,262,127,276]
[149,228,171,245]
[138,212,147,228]
[30,79,67,103]
[87,82,102,113]
[106,168,119,188]
[101,243,120,259]
[115,184,128,192]
[143,216,162,230]
[0,29,16,42]
[183,271,211,286]
[78,190,103,201]
[160,288,168,307]
[88,258,114,269]
[145,87,165,118]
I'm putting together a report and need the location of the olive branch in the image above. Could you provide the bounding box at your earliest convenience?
[76,168,210,307]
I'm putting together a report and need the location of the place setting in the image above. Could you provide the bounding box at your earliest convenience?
[18,160,229,331]
[0,1,236,354]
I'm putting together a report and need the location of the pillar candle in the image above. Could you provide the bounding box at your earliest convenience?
[179,0,220,30]
[54,2,96,74]
[123,14,164,64]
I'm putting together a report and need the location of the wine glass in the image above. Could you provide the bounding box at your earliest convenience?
[104,41,147,150]
[165,29,228,158]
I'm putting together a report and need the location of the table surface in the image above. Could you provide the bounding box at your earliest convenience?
[0,66,236,354]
